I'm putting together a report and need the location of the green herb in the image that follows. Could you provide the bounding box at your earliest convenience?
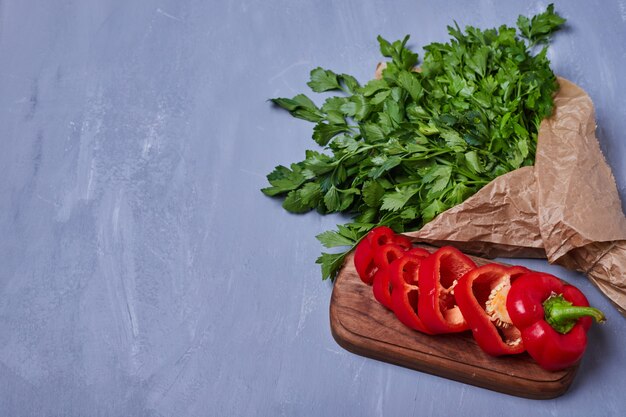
[263,5,565,280]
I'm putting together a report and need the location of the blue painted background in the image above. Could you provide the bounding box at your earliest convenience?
[1,1,625,416]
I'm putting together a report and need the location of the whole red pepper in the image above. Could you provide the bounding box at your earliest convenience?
[506,272,606,371]
[389,249,433,334]
[418,246,476,334]
[455,264,529,356]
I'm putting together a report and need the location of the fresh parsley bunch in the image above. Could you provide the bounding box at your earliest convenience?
[263,5,566,280]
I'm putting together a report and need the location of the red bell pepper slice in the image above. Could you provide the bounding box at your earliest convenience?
[455,264,529,356]
[372,244,407,309]
[353,227,411,284]
[367,226,412,251]
[389,248,433,334]
[354,238,376,284]
[418,246,476,334]
[390,234,412,250]
[506,272,606,371]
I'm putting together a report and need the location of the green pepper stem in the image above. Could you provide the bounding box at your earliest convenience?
[543,294,606,334]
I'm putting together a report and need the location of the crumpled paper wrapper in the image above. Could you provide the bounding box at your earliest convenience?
[403,77,626,315]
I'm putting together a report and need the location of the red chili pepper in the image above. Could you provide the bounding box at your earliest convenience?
[353,227,411,284]
[372,244,407,309]
[389,248,434,334]
[418,246,476,334]
[506,272,606,371]
[455,264,529,356]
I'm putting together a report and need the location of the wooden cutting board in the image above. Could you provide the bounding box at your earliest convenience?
[329,246,578,399]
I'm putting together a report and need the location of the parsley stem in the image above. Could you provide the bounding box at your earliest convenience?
[458,169,485,182]
[395,179,426,188]
[402,150,450,161]
[470,147,514,170]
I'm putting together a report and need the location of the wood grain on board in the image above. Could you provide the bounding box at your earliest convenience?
[329,246,578,399]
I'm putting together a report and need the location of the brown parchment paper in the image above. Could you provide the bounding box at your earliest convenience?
[403,78,626,315]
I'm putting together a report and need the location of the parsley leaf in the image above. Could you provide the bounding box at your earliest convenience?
[261,164,306,197]
[307,67,342,92]
[517,3,566,47]
[381,187,420,212]
[316,252,348,281]
[316,230,356,248]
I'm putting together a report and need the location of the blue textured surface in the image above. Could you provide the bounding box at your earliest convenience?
[1,1,625,416]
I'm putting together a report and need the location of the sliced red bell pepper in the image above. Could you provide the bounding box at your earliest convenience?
[418,246,476,334]
[364,226,393,250]
[390,234,412,250]
[389,248,433,334]
[354,238,376,284]
[373,243,407,269]
[367,226,412,251]
[506,272,606,371]
[353,226,411,284]
[455,264,529,356]
[372,244,407,309]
